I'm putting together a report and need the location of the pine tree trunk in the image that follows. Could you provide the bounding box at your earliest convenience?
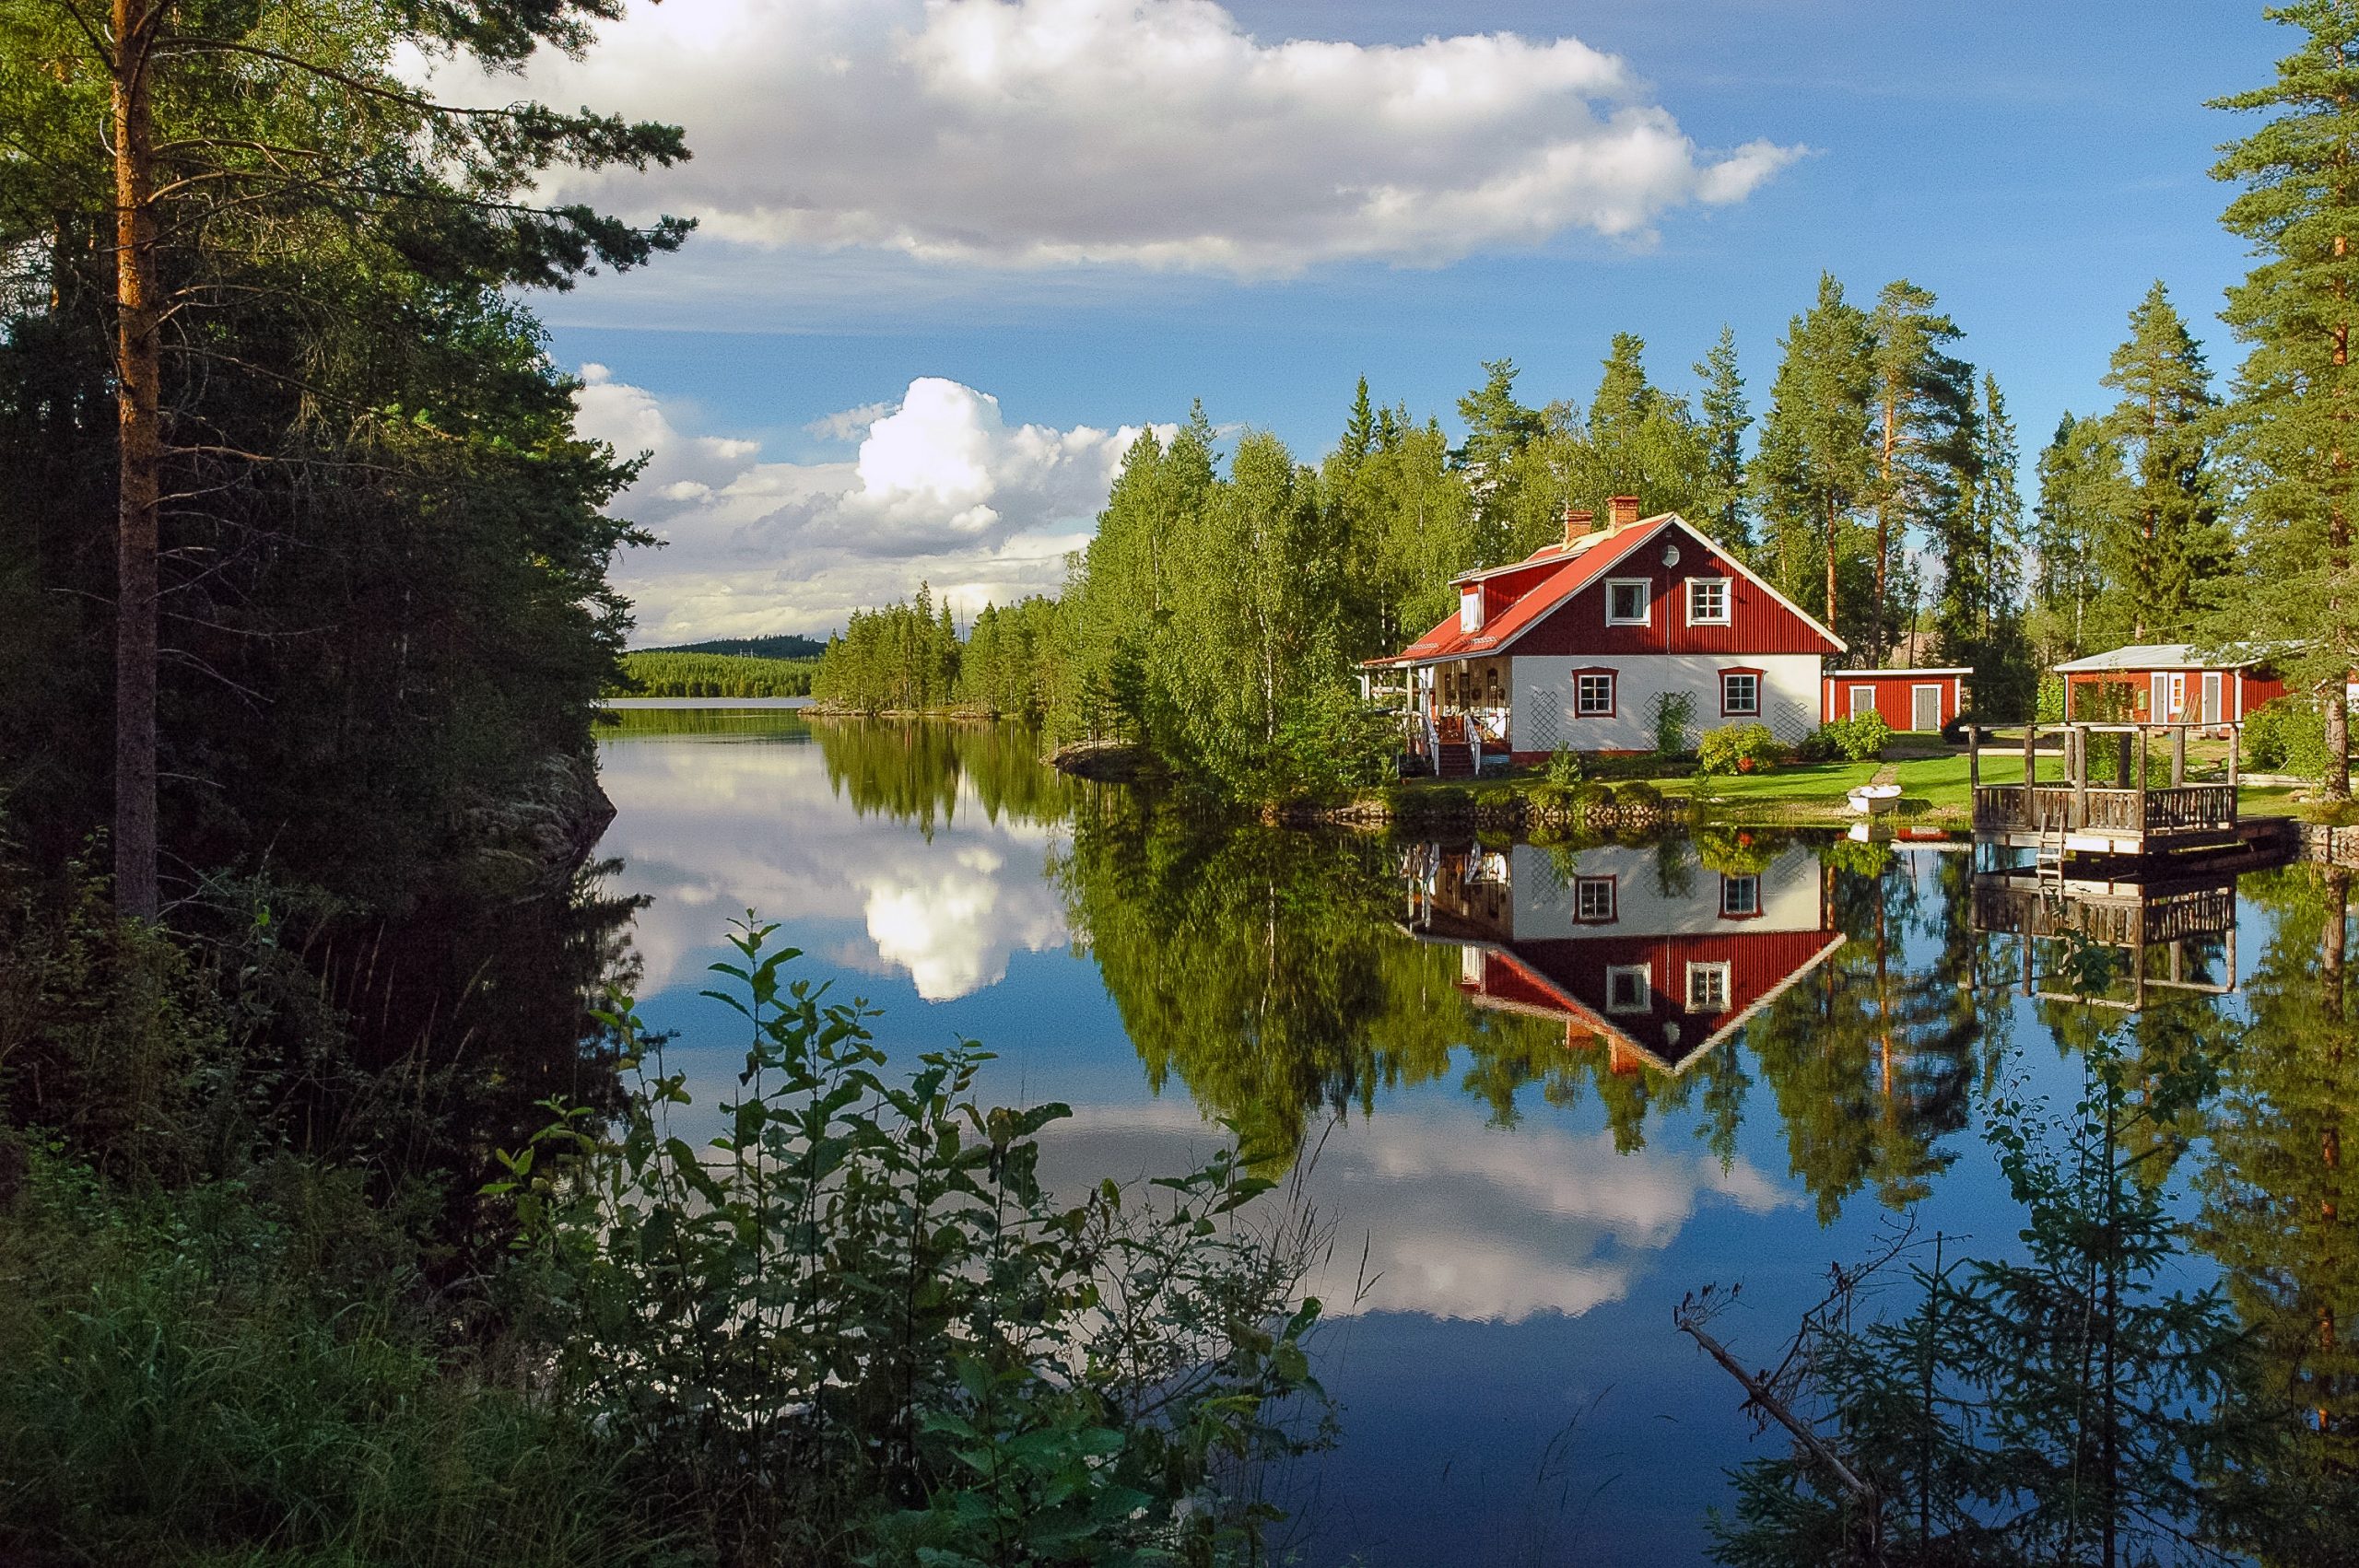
[1878,400,1896,663]
[2327,685,2352,802]
[111,0,162,920]
[1825,493,1839,637]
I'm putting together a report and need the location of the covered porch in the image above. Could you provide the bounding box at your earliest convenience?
[1362,654,1514,777]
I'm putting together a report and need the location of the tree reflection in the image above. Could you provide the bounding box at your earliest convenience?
[811,717,1074,837]
[2193,864,2359,1564]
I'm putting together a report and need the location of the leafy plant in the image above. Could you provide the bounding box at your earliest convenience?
[2243,696,2331,779]
[1546,745,1586,789]
[1652,690,1697,756]
[1814,712,1893,763]
[1696,723,1786,777]
[496,920,1332,1565]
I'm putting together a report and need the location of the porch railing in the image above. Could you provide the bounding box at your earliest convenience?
[1973,782,2237,837]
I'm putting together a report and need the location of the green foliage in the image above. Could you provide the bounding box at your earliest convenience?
[2035,673,2067,723]
[1755,273,1877,639]
[960,596,1063,720]
[648,633,826,660]
[0,1148,633,1568]
[2243,695,2332,778]
[1696,723,1786,777]
[616,649,816,697]
[1615,779,1664,811]
[1546,745,1586,789]
[1707,1035,2244,1567]
[499,920,1332,1564]
[1653,690,1698,756]
[812,583,965,713]
[1815,711,1892,763]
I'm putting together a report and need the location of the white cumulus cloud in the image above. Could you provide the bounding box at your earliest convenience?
[573,370,1156,643]
[458,0,1801,275]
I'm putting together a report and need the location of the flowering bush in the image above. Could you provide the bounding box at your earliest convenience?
[1696,723,1787,777]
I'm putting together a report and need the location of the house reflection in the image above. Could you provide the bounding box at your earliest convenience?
[1968,861,2240,1010]
[1400,839,1846,1073]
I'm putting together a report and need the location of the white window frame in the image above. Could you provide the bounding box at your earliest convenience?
[1686,577,1732,626]
[1604,578,1651,626]
[1459,587,1483,635]
[1721,671,1761,718]
[1575,672,1616,717]
[1605,964,1652,1014]
[2201,671,2224,725]
[1720,873,1761,919]
[1574,875,1617,924]
[1848,685,1877,720]
[1685,962,1732,1014]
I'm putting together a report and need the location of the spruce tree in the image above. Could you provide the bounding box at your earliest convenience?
[1696,325,1754,551]
[1937,374,2030,713]
[2097,282,2221,645]
[1754,274,1876,646]
[2212,6,2359,798]
[2033,413,2119,663]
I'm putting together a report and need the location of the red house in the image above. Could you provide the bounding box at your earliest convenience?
[2051,644,2283,730]
[1365,497,1846,770]
[1402,837,1844,1075]
[1822,668,1972,733]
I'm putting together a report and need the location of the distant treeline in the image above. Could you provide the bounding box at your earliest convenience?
[617,650,816,697]
[645,633,825,661]
[809,588,1059,720]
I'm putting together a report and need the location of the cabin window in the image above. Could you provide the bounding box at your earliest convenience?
[1459,588,1483,635]
[1720,671,1760,717]
[1605,964,1651,1014]
[1685,962,1731,1013]
[1720,874,1761,919]
[1687,578,1731,626]
[1574,876,1617,923]
[1576,673,1616,717]
[1605,579,1650,626]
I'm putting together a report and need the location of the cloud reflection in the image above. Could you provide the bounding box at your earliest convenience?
[1039,1099,1794,1325]
[598,732,1068,1001]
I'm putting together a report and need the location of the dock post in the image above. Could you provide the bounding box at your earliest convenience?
[2229,725,2240,794]
[1967,725,1979,790]
[2023,722,2036,789]
[2073,729,2089,830]
[2172,725,2187,787]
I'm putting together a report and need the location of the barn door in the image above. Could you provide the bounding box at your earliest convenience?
[2201,672,2223,725]
[1849,685,1876,720]
[1911,685,1941,733]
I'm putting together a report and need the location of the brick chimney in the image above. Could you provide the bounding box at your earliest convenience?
[1607,494,1641,529]
[1561,506,1595,546]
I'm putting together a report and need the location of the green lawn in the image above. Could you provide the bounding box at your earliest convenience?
[1661,755,1975,821]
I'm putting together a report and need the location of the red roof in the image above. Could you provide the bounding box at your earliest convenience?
[1365,512,1843,667]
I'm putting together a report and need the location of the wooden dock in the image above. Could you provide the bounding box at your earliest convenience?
[1968,863,2245,1010]
[1966,721,2240,857]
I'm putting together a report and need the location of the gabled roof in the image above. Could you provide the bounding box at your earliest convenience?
[1365,512,1846,668]
[2053,643,2271,673]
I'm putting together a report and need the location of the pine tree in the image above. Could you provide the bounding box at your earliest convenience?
[2211,7,2359,798]
[1341,376,1377,471]
[2097,282,2221,645]
[1868,281,1978,664]
[1696,325,1754,551]
[1755,274,1876,645]
[1930,374,2029,712]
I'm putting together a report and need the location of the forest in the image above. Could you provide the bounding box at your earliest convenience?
[816,238,2337,801]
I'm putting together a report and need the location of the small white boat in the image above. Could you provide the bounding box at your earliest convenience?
[1848,783,1903,816]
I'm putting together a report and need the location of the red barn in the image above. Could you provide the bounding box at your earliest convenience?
[1364,497,1846,771]
[2051,644,2283,731]
[1821,668,1972,733]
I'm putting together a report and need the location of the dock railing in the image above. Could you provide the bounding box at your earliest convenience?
[1965,720,2241,846]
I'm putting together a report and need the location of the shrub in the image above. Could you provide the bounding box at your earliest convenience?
[1792,727,1835,764]
[1651,691,1696,756]
[497,923,1332,1565]
[1696,723,1786,777]
[1815,711,1893,763]
[1546,745,1586,789]
[1573,780,1618,810]
[1617,779,1664,810]
[2244,696,2334,779]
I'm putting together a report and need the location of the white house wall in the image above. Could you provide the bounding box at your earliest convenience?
[1504,843,1823,942]
[1508,654,1823,754]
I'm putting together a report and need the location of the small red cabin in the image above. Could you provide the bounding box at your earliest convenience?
[2051,644,2281,731]
[1820,668,1970,733]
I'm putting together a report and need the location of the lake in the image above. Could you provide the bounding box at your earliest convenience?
[592,708,2345,1566]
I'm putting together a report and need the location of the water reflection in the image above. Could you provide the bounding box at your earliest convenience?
[1970,860,2237,1010]
[588,714,2359,1565]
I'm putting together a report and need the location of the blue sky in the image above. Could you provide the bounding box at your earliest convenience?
[503,1,2286,643]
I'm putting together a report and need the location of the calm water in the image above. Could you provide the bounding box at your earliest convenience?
[592,708,2337,1566]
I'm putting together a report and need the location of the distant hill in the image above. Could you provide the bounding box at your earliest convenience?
[645,634,825,661]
